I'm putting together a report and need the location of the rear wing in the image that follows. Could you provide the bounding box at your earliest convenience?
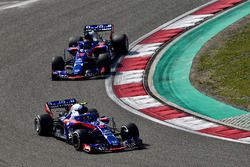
[84,24,114,34]
[46,98,77,109]
[44,98,77,116]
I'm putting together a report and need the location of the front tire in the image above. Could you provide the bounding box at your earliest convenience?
[120,123,139,141]
[68,36,83,47]
[52,56,64,71]
[72,129,92,151]
[34,114,53,136]
[111,34,129,54]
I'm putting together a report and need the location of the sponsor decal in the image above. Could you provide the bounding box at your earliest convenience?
[83,144,91,152]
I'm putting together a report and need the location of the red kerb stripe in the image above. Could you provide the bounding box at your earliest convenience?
[140,106,189,121]
[139,29,184,44]
[193,0,243,15]
[113,83,147,98]
[117,56,151,72]
[199,126,250,139]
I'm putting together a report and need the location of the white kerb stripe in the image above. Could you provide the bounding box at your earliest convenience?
[165,116,219,131]
[188,14,214,18]
[163,14,213,30]
[125,43,163,58]
[114,70,144,85]
[120,95,163,110]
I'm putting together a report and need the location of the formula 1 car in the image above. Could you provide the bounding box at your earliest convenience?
[34,98,143,153]
[51,24,129,80]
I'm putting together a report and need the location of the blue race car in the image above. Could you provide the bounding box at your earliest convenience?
[34,98,143,153]
[51,24,129,80]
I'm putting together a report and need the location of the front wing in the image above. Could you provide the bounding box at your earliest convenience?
[82,138,143,153]
[52,71,89,80]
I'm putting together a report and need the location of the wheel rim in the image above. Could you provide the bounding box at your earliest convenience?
[121,126,130,141]
[73,136,80,149]
[121,126,129,133]
[34,119,40,133]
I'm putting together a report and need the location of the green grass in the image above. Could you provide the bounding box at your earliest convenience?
[197,22,250,111]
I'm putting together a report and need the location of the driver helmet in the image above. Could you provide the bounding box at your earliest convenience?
[71,103,88,114]
[84,30,98,41]
[85,30,93,40]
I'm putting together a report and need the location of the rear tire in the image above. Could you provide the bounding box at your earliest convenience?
[120,123,139,141]
[34,114,53,136]
[52,56,64,71]
[68,36,83,47]
[111,34,129,54]
[72,129,91,151]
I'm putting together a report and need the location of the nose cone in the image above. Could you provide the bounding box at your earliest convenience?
[73,63,83,75]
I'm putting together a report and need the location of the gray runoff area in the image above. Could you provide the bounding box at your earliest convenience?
[0,0,249,167]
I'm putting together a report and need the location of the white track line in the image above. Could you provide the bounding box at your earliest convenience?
[0,1,19,5]
[239,137,250,142]
[0,0,40,11]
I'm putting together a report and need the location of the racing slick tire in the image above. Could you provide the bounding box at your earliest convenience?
[34,114,53,136]
[72,129,92,151]
[68,36,83,47]
[96,53,111,69]
[52,56,64,71]
[88,108,100,118]
[120,123,139,141]
[111,34,129,54]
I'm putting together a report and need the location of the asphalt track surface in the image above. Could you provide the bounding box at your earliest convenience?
[0,0,249,167]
